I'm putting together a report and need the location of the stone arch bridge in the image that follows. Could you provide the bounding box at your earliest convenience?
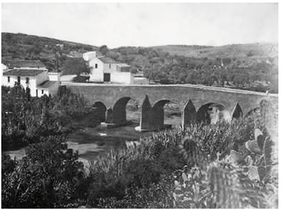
[66,83,278,130]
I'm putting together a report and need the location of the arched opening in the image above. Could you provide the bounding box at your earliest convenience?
[163,101,182,127]
[151,99,170,130]
[92,101,106,122]
[197,102,225,124]
[112,97,132,125]
[125,97,140,124]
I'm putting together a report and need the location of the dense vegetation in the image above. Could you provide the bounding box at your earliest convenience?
[2,85,278,208]
[1,85,98,151]
[107,45,278,93]
[2,32,278,93]
[1,32,97,73]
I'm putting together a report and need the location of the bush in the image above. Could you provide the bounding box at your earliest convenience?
[2,135,88,208]
[72,75,90,83]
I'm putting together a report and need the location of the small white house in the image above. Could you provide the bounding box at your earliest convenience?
[2,69,60,97]
[83,51,134,84]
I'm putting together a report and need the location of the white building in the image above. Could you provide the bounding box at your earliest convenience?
[2,69,60,97]
[83,51,134,84]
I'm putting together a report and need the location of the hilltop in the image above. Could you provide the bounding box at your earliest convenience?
[152,43,278,58]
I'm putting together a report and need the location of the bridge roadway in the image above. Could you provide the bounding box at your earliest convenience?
[65,82,278,114]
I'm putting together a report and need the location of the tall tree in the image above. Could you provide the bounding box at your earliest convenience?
[99,45,109,56]
[61,58,90,76]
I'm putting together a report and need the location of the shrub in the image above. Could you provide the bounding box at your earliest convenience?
[72,75,90,83]
[2,135,88,208]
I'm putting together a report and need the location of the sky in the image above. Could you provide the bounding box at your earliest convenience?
[1,2,279,48]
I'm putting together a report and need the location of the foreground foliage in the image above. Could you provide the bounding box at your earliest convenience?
[2,85,98,151]
[2,136,89,208]
[2,85,278,208]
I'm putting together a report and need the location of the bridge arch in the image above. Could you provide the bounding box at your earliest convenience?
[151,99,170,130]
[197,102,225,124]
[92,101,107,122]
[112,97,133,125]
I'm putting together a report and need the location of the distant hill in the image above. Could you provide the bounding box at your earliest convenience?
[2,32,100,71]
[152,43,278,58]
[2,32,99,58]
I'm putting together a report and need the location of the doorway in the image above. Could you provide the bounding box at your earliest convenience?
[104,73,111,82]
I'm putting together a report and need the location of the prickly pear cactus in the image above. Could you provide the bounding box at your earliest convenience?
[179,138,205,167]
[243,126,275,183]
[207,162,242,208]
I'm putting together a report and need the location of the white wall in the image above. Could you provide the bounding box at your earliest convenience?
[27,78,37,96]
[2,71,60,97]
[87,57,133,84]
[89,58,104,82]
[48,72,61,82]
[111,72,133,84]
[103,63,118,73]
[83,51,97,61]
[2,74,36,90]
[37,82,59,97]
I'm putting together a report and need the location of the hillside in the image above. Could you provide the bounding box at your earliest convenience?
[1,32,99,71]
[1,32,278,93]
[2,32,99,59]
[152,43,278,58]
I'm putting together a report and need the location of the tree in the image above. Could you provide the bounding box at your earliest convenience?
[2,136,87,208]
[61,58,90,76]
[99,45,109,56]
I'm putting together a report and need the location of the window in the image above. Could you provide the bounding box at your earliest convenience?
[7,76,10,83]
[17,76,21,84]
[95,63,98,68]
[42,90,44,94]
[26,77,29,84]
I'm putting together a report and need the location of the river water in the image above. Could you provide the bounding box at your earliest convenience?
[67,109,182,161]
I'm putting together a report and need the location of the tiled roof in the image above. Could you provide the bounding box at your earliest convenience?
[99,57,119,64]
[5,60,46,68]
[3,69,46,77]
[37,80,58,89]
